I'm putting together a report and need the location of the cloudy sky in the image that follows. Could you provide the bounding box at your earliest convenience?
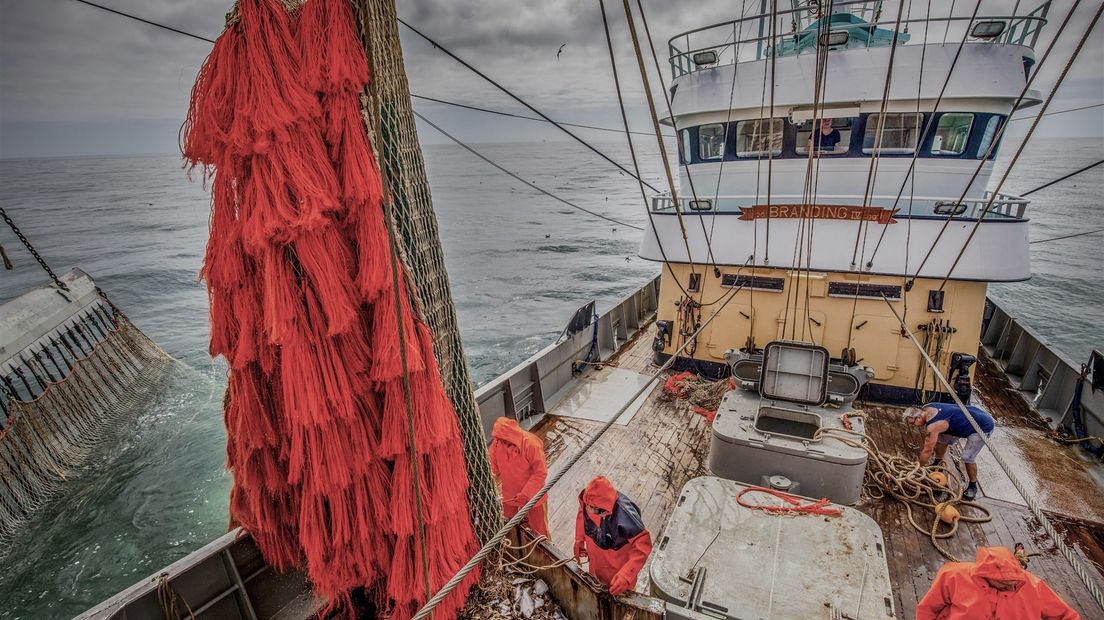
[0,0,1100,158]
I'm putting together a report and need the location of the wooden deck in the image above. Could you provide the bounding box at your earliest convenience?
[530,323,1104,619]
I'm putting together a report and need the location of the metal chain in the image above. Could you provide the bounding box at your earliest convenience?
[0,207,69,291]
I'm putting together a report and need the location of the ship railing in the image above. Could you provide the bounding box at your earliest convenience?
[649,191,1029,220]
[668,0,1052,78]
[472,277,660,435]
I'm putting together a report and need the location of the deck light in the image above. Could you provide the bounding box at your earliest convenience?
[971,21,1006,39]
[819,30,850,48]
[691,50,718,66]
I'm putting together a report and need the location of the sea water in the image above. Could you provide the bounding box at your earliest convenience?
[0,138,1100,617]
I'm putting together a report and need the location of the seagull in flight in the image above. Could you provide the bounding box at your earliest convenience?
[557,43,566,59]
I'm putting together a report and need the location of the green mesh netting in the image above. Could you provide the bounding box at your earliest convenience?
[352,0,501,543]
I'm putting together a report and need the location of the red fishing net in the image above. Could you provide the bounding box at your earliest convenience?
[184,1,480,616]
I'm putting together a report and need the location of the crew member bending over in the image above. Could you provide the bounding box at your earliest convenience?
[489,417,550,538]
[574,476,653,596]
[906,402,995,500]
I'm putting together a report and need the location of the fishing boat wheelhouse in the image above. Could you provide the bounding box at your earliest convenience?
[646,0,1049,402]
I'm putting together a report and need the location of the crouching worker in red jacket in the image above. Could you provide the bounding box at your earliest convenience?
[488,417,550,538]
[917,546,1079,620]
[574,476,653,596]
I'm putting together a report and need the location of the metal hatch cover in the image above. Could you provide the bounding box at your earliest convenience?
[649,477,896,620]
[759,340,830,406]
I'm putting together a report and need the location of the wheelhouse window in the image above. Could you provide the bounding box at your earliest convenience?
[930,113,974,156]
[795,117,855,156]
[863,113,923,155]
[679,129,691,164]
[699,123,727,161]
[735,118,783,157]
[976,115,1004,159]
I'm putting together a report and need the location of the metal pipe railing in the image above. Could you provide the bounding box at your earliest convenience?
[668,1,1052,77]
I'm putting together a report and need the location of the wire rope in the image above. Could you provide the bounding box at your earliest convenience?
[413,111,644,231]
[905,0,1084,286]
[398,19,663,194]
[935,3,1102,291]
[410,279,749,620]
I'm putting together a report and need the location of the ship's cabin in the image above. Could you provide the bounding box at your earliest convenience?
[661,0,1053,219]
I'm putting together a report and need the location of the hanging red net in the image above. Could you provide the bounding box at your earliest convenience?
[183,1,480,616]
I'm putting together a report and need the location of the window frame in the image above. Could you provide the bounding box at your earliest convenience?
[734,118,785,158]
[975,114,1005,160]
[862,112,925,155]
[929,112,975,157]
[679,129,692,165]
[698,123,728,162]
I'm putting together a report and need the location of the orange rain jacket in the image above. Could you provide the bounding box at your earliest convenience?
[917,547,1080,620]
[488,417,550,538]
[574,476,653,596]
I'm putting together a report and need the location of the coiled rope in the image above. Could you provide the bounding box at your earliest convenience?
[880,294,1104,613]
[815,425,991,562]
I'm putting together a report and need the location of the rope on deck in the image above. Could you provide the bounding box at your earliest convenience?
[410,278,750,620]
[881,294,1104,613]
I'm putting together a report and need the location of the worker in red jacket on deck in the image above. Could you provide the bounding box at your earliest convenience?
[574,476,653,596]
[488,416,550,538]
[917,546,1079,620]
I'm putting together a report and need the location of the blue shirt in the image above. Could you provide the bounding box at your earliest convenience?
[925,402,994,437]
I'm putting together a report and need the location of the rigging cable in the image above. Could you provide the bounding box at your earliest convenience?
[849,0,914,268]
[411,277,750,620]
[619,0,703,281]
[863,0,985,268]
[787,0,837,343]
[935,3,1103,291]
[58,0,1104,146]
[880,293,1104,614]
[67,0,216,43]
[413,111,644,231]
[66,0,662,143]
[632,0,721,272]
[764,0,780,264]
[397,19,663,194]
[1010,102,1104,123]
[1030,227,1104,244]
[904,0,1083,286]
[411,94,667,138]
[1020,158,1103,197]
[597,0,694,301]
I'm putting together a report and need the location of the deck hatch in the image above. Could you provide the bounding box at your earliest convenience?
[827,282,902,300]
[754,406,822,440]
[721,274,784,291]
[759,340,830,405]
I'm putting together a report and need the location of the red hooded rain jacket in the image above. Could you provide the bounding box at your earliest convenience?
[574,476,653,596]
[917,546,1080,620]
[488,417,549,538]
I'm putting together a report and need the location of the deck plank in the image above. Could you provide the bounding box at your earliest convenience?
[522,324,1104,617]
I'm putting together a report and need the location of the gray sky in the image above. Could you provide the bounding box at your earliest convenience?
[0,0,1101,158]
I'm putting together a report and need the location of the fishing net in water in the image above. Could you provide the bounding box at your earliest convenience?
[0,286,176,555]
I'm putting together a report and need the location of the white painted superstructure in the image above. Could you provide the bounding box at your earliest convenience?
[643,0,1054,396]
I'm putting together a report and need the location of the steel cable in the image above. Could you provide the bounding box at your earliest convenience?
[881,293,1104,613]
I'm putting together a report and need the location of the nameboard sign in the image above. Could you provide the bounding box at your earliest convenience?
[737,204,898,224]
